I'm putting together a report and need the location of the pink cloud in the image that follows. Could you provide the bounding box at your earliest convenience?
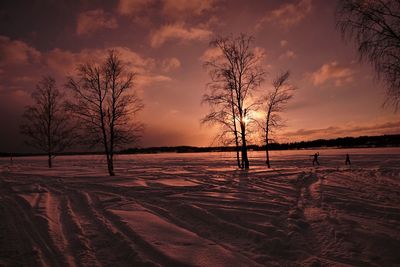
[117,0,154,16]
[199,47,222,62]
[282,120,400,141]
[150,23,212,48]
[279,50,297,60]
[0,35,173,95]
[257,0,313,29]
[161,57,181,72]
[162,0,216,18]
[310,61,354,86]
[76,9,118,35]
[45,46,170,88]
[0,35,41,65]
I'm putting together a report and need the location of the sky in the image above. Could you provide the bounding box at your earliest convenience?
[0,0,399,152]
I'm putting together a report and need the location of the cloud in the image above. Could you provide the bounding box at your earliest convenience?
[161,57,181,72]
[199,47,222,62]
[162,0,216,18]
[117,0,154,16]
[1,35,171,94]
[116,0,217,21]
[76,9,118,35]
[0,35,41,65]
[253,46,267,60]
[257,0,312,29]
[46,49,77,74]
[45,46,170,87]
[150,23,212,48]
[280,40,288,47]
[279,50,297,60]
[47,46,155,73]
[283,121,400,141]
[0,36,45,101]
[200,46,266,64]
[310,61,354,86]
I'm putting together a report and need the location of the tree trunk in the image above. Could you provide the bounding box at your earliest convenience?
[240,122,250,169]
[235,145,241,168]
[48,154,52,168]
[105,153,115,176]
[230,88,241,169]
[265,143,270,168]
[265,132,270,168]
[108,153,115,176]
[233,128,241,169]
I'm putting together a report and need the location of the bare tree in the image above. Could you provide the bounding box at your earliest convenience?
[202,84,242,168]
[336,0,400,110]
[66,50,143,176]
[202,34,265,169]
[20,76,75,168]
[261,71,295,168]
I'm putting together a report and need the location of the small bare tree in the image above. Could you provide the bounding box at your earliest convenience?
[261,71,295,168]
[336,0,400,110]
[20,76,75,168]
[66,50,143,176]
[202,34,265,169]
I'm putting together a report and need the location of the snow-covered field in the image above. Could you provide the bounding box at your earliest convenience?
[0,148,399,267]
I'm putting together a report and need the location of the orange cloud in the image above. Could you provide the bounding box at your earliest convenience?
[76,9,118,35]
[257,0,312,29]
[150,23,212,48]
[310,61,354,86]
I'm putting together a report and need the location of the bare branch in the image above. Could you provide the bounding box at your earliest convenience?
[336,0,400,110]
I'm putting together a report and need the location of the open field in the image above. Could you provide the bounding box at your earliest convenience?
[1,148,400,266]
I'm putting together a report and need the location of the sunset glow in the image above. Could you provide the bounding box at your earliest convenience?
[0,0,399,152]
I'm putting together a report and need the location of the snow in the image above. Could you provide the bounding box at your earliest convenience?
[0,148,399,266]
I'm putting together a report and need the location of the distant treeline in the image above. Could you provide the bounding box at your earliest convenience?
[266,134,400,150]
[1,134,399,157]
[120,134,400,154]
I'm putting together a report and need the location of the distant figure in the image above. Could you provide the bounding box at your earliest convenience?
[312,152,320,166]
[345,153,351,165]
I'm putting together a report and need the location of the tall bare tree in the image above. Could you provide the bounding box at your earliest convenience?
[66,50,143,176]
[20,76,75,168]
[336,0,400,110]
[202,34,265,169]
[261,71,295,168]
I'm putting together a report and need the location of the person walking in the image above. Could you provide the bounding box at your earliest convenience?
[312,152,320,166]
[345,153,351,165]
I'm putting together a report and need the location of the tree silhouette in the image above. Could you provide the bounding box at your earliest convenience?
[66,50,143,176]
[336,0,400,110]
[20,76,75,168]
[261,71,295,168]
[202,34,265,169]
